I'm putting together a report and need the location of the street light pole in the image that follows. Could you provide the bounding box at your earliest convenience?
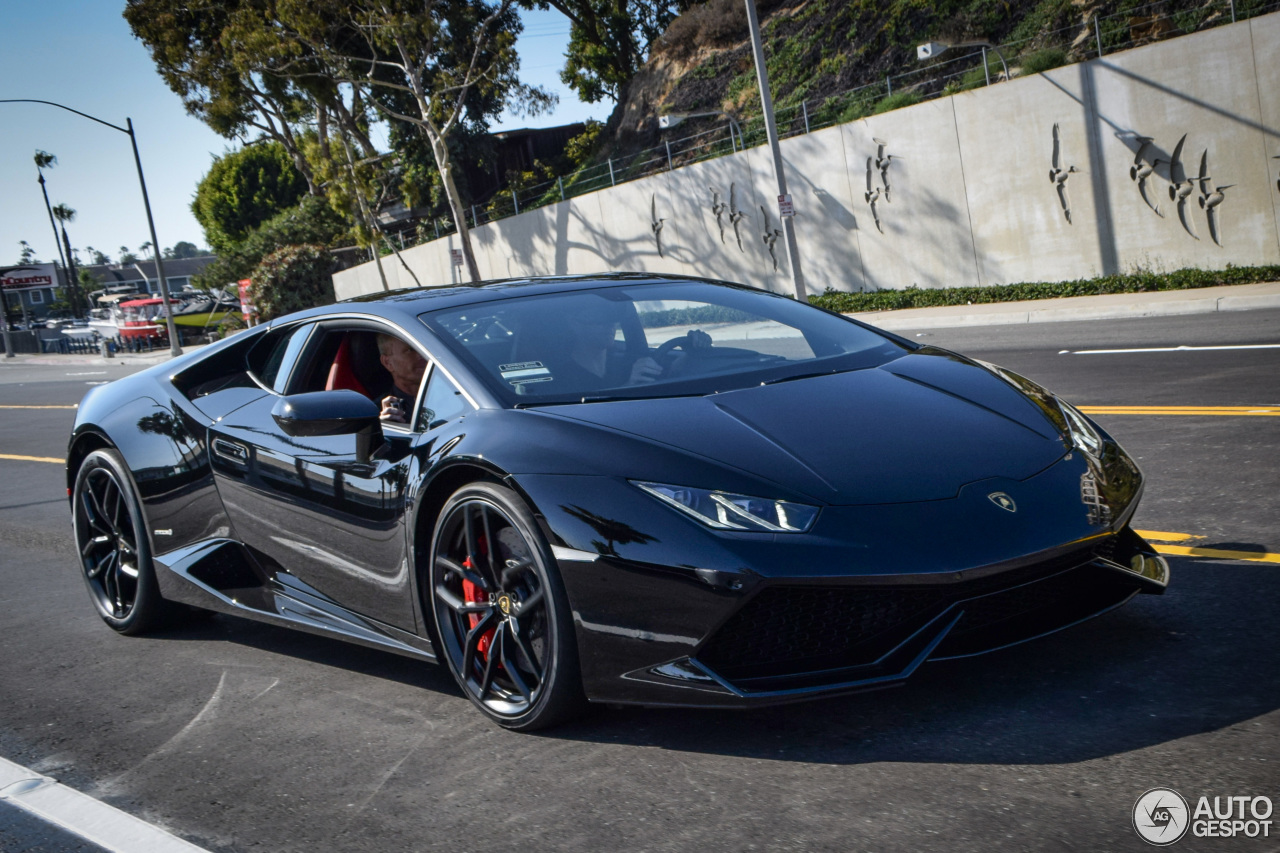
[0,100,182,356]
[743,0,806,301]
[126,118,181,356]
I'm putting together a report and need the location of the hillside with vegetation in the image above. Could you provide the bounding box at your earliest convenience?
[584,0,1255,165]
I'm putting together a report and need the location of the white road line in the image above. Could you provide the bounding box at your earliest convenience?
[65,372,107,376]
[1068,343,1280,355]
[0,756,208,853]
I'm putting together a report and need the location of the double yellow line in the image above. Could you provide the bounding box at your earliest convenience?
[1080,406,1280,416]
[1135,530,1280,564]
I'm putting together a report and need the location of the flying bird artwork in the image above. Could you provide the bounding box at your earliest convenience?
[759,205,783,271]
[729,183,749,251]
[1048,123,1079,223]
[709,187,727,243]
[864,156,883,233]
[1195,150,1232,247]
[873,138,894,201]
[650,194,666,257]
[1166,134,1198,239]
[1128,136,1162,217]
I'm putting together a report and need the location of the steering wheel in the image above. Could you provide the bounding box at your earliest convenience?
[654,330,712,376]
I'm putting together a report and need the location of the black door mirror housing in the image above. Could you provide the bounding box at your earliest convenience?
[271,390,381,437]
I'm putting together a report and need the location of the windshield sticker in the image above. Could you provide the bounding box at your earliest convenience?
[499,361,553,385]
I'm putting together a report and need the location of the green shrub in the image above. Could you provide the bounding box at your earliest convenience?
[1019,47,1068,75]
[809,265,1280,314]
[871,92,922,115]
[249,243,336,321]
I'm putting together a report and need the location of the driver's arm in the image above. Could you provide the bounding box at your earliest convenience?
[629,357,662,384]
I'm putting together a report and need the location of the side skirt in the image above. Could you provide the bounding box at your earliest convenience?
[153,539,437,663]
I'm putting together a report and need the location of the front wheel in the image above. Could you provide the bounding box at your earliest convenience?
[72,448,173,634]
[428,482,586,730]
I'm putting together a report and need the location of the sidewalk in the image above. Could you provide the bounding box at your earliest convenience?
[2,343,209,368]
[847,280,1280,331]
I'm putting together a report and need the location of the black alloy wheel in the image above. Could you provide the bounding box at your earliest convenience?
[72,449,170,634]
[429,482,585,730]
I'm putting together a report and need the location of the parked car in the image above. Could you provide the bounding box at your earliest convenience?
[67,274,1168,729]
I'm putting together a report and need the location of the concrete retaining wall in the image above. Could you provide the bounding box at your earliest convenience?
[334,14,1280,301]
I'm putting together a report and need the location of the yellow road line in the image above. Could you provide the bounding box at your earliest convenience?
[0,404,78,410]
[1134,529,1201,542]
[0,453,63,464]
[1079,406,1280,416]
[1153,543,1280,564]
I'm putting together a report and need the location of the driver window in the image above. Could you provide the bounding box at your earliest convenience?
[246,324,312,393]
[417,368,472,431]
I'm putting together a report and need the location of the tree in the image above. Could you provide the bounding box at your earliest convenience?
[249,243,335,320]
[526,0,694,103]
[192,142,310,251]
[119,246,140,264]
[254,0,552,283]
[165,241,203,259]
[193,194,349,292]
[125,0,322,193]
[18,241,37,264]
[83,247,110,265]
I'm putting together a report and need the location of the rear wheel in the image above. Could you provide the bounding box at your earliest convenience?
[428,482,586,730]
[72,449,172,634]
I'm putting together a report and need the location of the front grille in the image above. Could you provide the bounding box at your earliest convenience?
[696,548,1114,685]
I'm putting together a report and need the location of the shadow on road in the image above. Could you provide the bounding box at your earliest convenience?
[141,555,1278,766]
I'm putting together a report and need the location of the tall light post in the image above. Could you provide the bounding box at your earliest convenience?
[1,99,182,356]
[743,0,806,301]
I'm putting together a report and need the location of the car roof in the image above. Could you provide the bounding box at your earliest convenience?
[332,273,751,322]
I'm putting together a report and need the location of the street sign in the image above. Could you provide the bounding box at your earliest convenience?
[777,194,795,218]
[451,249,464,267]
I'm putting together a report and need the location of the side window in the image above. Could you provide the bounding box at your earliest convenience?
[246,324,312,393]
[417,368,471,431]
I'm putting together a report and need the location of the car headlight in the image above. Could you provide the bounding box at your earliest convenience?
[632,481,819,533]
[1057,399,1103,456]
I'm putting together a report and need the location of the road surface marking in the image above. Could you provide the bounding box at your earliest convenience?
[0,404,78,410]
[1153,544,1280,564]
[0,454,62,464]
[1068,343,1280,355]
[1079,406,1280,416]
[1134,530,1200,542]
[1136,530,1279,563]
[0,755,209,852]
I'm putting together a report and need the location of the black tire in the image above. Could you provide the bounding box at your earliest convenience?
[428,482,587,730]
[72,448,173,635]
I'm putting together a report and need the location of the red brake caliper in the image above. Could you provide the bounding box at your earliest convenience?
[462,555,495,661]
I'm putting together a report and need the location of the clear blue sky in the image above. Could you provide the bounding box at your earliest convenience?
[0,1,598,268]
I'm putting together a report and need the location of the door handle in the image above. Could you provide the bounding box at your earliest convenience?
[212,437,249,463]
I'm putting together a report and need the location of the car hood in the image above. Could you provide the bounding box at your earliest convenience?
[540,351,1069,505]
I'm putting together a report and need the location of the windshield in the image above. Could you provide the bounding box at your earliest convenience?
[419,281,910,405]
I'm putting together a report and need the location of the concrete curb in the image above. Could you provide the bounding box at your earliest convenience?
[847,281,1280,331]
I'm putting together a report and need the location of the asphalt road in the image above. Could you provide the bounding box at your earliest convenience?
[1,310,1277,853]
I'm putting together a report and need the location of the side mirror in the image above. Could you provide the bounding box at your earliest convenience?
[271,390,381,437]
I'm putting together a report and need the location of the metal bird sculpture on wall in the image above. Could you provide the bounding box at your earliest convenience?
[1048,123,1079,223]
[1195,150,1232,247]
[873,138,894,201]
[1128,136,1162,216]
[864,156,883,233]
[1274,155,1279,194]
[729,183,749,251]
[650,194,666,257]
[759,205,782,271]
[1166,134,1198,239]
[709,187,727,243]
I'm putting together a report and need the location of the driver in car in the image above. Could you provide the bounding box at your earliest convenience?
[562,304,713,390]
[376,333,428,423]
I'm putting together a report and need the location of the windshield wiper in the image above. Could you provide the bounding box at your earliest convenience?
[759,368,846,386]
